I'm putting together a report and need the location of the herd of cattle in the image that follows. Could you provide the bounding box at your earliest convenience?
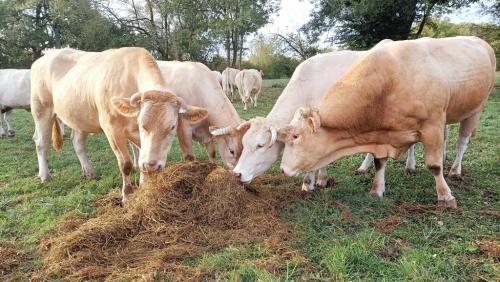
[0,36,495,209]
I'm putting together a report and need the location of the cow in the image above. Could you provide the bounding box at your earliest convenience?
[211,70,223,87]
[31,47,208,204]
[222,67,240,101]
[229,50,422,191]
[278,36,496,208]
[234,69,263,111]
[0,69,64,137]
[155,61,245,169]
[0,70,30,137]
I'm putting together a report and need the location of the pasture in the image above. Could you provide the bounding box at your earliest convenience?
[0,76,499,281]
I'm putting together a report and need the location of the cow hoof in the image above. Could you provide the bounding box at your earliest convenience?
[316,177,334,188]
[184,155,195,161]
[369,190,383,198]
[7,130,15,138]
[448,171,463,180]
[39,174,52,183]
[405,167,416,175]
[84,172,99,180]
[437,198,457,209]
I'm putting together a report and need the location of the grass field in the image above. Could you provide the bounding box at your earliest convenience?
[0,76,499,281]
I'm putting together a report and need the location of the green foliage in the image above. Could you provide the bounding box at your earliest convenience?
[305,0,480,49]
[248,35,300,79]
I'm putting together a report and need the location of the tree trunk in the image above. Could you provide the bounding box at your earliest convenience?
[231,29,238,67]
[238,32,244,68]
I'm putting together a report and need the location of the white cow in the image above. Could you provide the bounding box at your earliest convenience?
[222,67,240,101]
[0,69,64,137]
[211,70,223,87]
[234,69,263,111]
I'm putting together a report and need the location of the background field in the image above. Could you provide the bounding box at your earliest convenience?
[0,76,499,281]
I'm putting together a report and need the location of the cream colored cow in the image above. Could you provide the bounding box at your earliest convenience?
[222,67,240,101]
[31,48,208,204]
[234,69,263,111]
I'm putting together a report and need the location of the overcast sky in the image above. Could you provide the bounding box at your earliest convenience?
[260,0,497,35]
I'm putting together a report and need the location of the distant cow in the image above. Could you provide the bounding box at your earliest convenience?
[0,69,64,137]
[234,69,263,111]
[31,48,208,204]
[211,70,223,87]
[222,67,240,101]
[279,36,496,208]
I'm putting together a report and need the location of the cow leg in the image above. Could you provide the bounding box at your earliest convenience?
[253,88,261,108]
[421,124,456,208]
[103,130,134,205]
[177,119,195,161]
[0,111,4,137]
[443,125,449,165]
[449,113,479,179]
[369,158,388,198]
[57,118,65,137]
[301,172,315,192]
[242,96,248,112]
[4,111,15,137]
[32,107,55,182]
[72,130,95,179]
[405,144,416,174]
[315,167,330,188]
[204,140,216,162]
[356,153,374,174]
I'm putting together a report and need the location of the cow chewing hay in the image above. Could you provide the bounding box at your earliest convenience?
[39,161,304,281]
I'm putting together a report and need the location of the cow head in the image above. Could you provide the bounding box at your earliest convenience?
[209,121,249,169]
[231,117,283,183]
[112,90,208,172]
[278,107,321,176]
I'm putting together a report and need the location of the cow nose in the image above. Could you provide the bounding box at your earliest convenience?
[280,168,284,174]
[233,172,241,179]
[144,161,161,172]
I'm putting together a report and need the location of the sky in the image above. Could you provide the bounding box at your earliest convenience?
[260,0,498,36]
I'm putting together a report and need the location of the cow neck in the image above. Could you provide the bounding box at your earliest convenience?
[306,126,405,172]
[206,87,241,127]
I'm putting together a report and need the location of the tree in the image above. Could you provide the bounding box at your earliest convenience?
[304,0,479,50]
[273,31,319,60]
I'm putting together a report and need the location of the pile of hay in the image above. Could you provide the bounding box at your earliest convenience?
[41,161,301,280]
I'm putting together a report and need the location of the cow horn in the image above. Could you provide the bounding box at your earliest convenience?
[177,96,188,113]
[210,126,231,136]
[130,92,142,106]
[269,126,277,148]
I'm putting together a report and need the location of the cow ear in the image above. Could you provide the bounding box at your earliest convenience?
[306,117,319,133]
[112,97,141,117]
[236,120,251,134]
[180,106,208,124]
[277,125,293,143]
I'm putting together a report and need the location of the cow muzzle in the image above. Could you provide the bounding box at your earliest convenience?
[141,160,163,172]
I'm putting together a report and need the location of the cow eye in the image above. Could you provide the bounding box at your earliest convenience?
[229,149,235,155]
[171,125,176,130]
[256,144,264,149]
[292,134,299,140]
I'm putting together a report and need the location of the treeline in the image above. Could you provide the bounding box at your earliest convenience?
[0,0,498,77]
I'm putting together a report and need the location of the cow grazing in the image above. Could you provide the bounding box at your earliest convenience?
[156,61,245,169]
[222,67,240,101]
[279,37,496,208]
[212,70,223,87]
[31,48,208,204]
[234,69,263,111]
[0,69,64,137]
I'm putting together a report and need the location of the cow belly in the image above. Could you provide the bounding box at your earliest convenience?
[53,94,102,133]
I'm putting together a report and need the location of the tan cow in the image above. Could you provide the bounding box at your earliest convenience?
[279,36,495,208]
[156,61,244,169]
[222,67,240,101]
[234,69,263,111]
[31,48,208,204]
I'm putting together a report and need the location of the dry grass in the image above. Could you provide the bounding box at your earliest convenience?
[40,161,302,281]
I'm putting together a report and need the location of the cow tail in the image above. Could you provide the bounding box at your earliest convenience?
[52,118,63,151]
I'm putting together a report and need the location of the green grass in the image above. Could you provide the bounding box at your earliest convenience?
[1,75,499,281]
